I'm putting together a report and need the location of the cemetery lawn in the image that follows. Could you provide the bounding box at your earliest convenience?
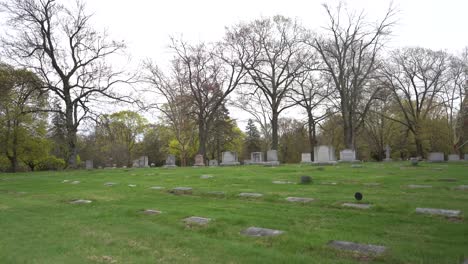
[0,163,467,264]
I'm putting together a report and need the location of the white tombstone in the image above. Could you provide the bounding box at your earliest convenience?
[220,151,240,166]
[250,152,264,164]
[301,153,312,164]
[132,159,140,168]
[85,160,93,170]
[139,156,149,167]
[266,150,280,166]
[193,154,205,166]
[209,160,218,166]
[427,152,445,162]
[448,154,460,162]
[314,145,337,164]
[163,154,177,168]
[339,149,358,162]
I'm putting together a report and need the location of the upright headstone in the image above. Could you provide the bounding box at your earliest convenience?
[250,152,264,164]
[220,151,240,166]
[314,145,337,165]
[448,154,460,162]
[384,145,392,162]
[85,160,93,170]
[193,154,205,166]
[265,150,280,166]
[139,156,149,167]
[339,149,358,162]
[301,153,312,164]
[428,152,445,162]
[209,160,218,166]
[163,154,177,168]
[132,159,139,168]
[465,154,468,161]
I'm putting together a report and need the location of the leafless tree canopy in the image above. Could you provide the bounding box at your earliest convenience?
[1,0,135,167]
[310,3,397,149]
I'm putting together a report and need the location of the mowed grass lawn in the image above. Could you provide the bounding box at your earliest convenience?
[0,162,467,264]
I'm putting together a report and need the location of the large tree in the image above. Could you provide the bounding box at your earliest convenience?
[380,47,448,157]
[227,15,311,150]
[147,38,247,161]
[0,64,47,172]
[1,0,134,167]
[310,3,396,150]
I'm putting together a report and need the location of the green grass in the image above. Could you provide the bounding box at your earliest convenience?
[0,162,467,263]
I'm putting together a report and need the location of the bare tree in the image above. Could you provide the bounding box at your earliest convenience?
[290,71,334,160]
[227,15,311,150]
[310,3,396,150]
[1,0,135,167]
[380,47,448,157]
[147,38,247,161]
[145,62,197,166]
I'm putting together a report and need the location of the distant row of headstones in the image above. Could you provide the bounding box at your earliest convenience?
[84,146,468,169]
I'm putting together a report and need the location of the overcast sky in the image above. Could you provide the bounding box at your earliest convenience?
[85,0,468,64]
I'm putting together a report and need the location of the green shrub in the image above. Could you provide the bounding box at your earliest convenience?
[36,156,65,171]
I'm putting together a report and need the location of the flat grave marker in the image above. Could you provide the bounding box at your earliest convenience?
[241,227,284,237]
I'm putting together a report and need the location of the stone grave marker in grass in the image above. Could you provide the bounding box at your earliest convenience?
[71,181,80,184]
[149,186,164,190]
[272,180,295,184]
[342,203,371,209]
[239,192,263,198]
[455,185,468,191]
[300,176,312,184]
[183,216,211,226]
[128,184,136,187]
[104,182,117,186]
[240,227,284,237]
[200,175,213,179]
[206,191,225,197]
[328,240,387,256]
[285,197,314,203]
[364,183,380,187]
[415,208,461,218]
[407,184,432,189]
[62,180,69,183]
[70,199,92,204]
[169,187,192,195]
[142,209,161,215]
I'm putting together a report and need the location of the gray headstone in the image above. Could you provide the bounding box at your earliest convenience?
[251,152,264,164]
[384,145,392,161]
[239,192,263,198]
[220,151,240,166]
[85,160,93,169]
[465,154,468,161]
[448,154,460,162]
[342,203,371,209]
[164,154,177,167]
[142,209,161,215]
[455,185,468,190]
[193,154,205,166]
[339,149,357,162]
[314,145,337,164]
[209,160,218,166]
[132,159,140,168]
[407,184,432,189]
[285,197,314,203]
[183,216,211,225]
[328,240,387,256]
[301,153,312,163]
[170,187,192,195]
[266,150,280,166]
[70,199,92,204]
[200,174,213,179]
[415,207,461,217]
[428,152,445,162]
[241,227,284,237]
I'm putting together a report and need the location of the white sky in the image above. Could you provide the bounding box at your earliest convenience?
[3,0,468,128]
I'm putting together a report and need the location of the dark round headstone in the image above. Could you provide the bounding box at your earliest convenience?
[354,192,363,201]
[300,175,312,184]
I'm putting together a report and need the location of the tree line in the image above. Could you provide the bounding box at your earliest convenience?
[0,0,467,171]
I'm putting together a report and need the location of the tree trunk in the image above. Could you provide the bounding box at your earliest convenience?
[343,120,354,150]
[271,109,279,150]
[198,121,207,160]
[307,111,316,161]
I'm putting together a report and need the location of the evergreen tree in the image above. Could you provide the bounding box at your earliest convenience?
[244,119,262,157]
